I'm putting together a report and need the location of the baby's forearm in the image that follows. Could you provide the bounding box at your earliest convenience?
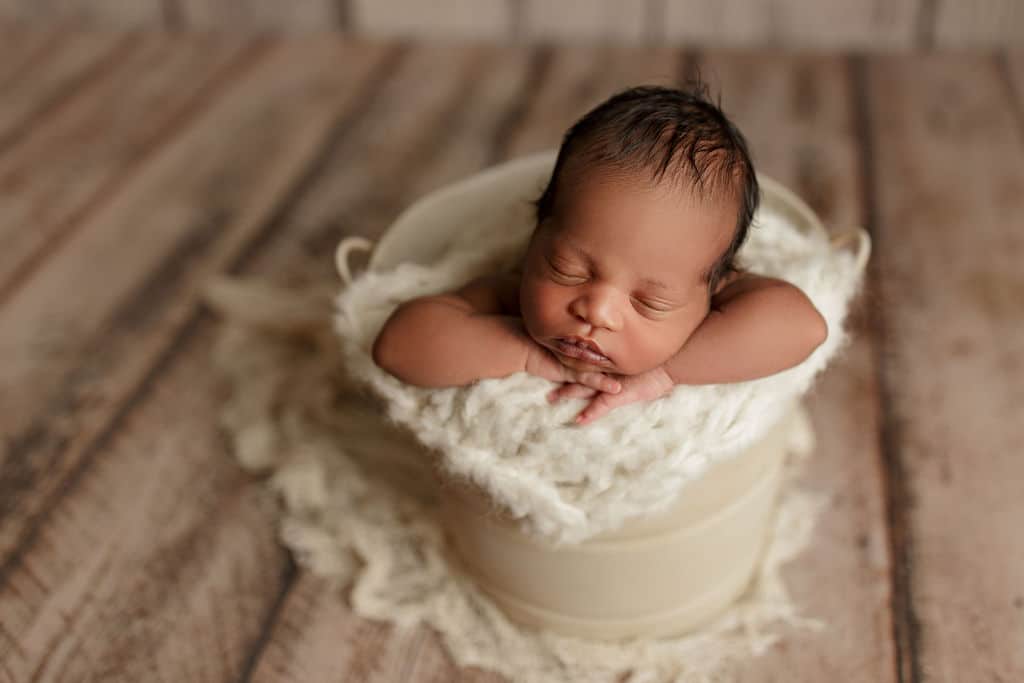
[372,296,530,387]
[664,282,827,385]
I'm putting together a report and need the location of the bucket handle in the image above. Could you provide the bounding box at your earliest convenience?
[829,228,871,274]
[335,236,375,285]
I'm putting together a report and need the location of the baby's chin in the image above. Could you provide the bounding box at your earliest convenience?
[555,355,615,374]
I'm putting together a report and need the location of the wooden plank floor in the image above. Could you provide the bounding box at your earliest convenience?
[0,29,1021,683]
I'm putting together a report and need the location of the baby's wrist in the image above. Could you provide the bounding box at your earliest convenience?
[522,339,548,377]
[509,319,537,371]
[660,360,682,387]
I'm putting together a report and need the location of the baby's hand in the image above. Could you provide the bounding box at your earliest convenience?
[548,365,675,425]
[524,343,622,395]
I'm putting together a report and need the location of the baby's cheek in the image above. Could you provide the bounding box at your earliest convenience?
[524,283,559,321]
[520,285,555,337]
[644,340,677,371]
[624,326,687,373]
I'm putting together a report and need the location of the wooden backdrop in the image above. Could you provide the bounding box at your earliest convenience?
[0,0,1022,50]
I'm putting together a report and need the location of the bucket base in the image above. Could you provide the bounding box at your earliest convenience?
[436,404,804,641]
[445,538,763,640]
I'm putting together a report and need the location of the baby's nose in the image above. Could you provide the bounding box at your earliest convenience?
[569,288,622,330]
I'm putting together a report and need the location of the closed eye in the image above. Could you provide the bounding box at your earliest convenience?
[546,259,587,283]
[631,297,674,315]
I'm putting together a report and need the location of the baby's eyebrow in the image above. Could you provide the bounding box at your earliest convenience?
[560,242,593,264]
[639,276,671,292]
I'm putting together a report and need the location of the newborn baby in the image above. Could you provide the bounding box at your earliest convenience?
[372,85,827,425]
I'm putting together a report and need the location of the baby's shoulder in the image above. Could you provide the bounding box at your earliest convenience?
[711,269,778,307]
[453,269,522,316]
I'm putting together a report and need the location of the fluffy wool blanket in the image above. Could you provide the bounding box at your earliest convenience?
[333,165,868,546]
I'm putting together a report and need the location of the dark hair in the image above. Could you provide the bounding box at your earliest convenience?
[533,84,759,295]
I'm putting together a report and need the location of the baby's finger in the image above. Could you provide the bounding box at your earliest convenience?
[574,371,622,394]
[548,383,598,402]
[575,395,614,425]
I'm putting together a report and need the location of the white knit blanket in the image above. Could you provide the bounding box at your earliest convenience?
[333,187,866,545]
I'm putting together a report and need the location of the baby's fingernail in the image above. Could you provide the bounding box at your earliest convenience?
[610,382,621,393]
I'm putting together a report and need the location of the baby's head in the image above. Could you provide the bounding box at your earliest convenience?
[519,85,759,376]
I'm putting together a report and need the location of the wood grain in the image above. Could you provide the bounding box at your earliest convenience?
[349,0,512,41]
[502,45,680,159]
[239,44,537,681]
[0,29,62,89]
[1006,52,1024,105]
[865,53,1024,682]
[0,0,163,26]
[662,0,918,50]
[696,51,895,682]
[235,43,527,287]
[0,38,392,567]
[934,1,1024,49]
[0,30,134,154]
[0,323,292,682]
[248,575,428,683]
[0,32,252,304]
[177,0,339,31]
[521,0,649,43]
[0,1,1021,49]
[698,52,863,229]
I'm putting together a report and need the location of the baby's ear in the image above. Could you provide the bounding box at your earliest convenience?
[711,268,745,297]
[711,273,732,296]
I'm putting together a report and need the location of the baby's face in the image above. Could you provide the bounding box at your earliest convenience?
[520,169,736,376]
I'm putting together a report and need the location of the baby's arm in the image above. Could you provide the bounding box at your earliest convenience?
[372,274,531,386]
[662,274,828,385]
[372,274,622,392]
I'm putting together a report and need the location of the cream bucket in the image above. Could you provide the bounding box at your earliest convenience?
[335,151,870,640]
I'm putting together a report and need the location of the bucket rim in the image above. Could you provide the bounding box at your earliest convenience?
[363,150,831,274]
